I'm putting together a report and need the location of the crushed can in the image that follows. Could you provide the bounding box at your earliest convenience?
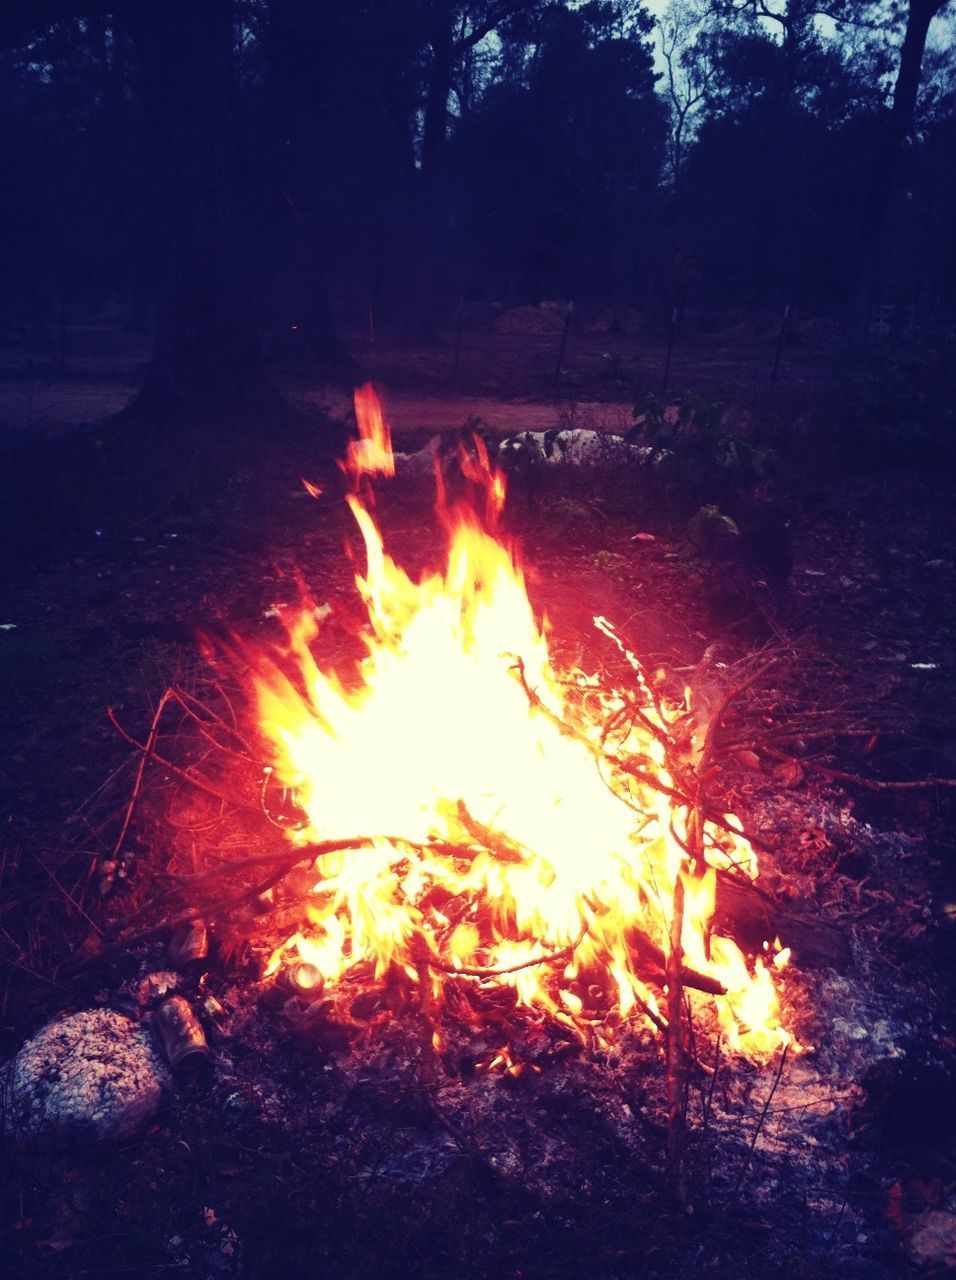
[168,919,209,969]
[155,995,210,1069]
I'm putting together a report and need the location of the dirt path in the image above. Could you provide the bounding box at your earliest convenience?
[293,386,636,441]
[0,375,634,443]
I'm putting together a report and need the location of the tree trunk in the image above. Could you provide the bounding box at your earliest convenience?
[268,0,359,381]
[413,15,456,336]
[851,0,951,343]
[126,0,271,421]
[90,16,148,332]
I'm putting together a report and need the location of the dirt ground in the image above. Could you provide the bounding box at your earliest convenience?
[1,321,954,1279]
[0,307,837,440]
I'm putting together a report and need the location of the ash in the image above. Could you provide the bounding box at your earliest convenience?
[2,1009,171,1149]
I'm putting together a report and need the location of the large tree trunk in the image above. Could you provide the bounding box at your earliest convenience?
[412,11,456,337]
[851,0,951,343]
[89,15,148,332]
[413,2,534,336]
[126,0,271,421]
[268,0,359,381]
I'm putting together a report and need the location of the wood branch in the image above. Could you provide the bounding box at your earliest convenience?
[665,867,688,1198]
[454,0,530,53]
[107,706,261,813]
[730,1042,789,1213]
[764,747,956,792]
[109,688,175,863]
[425,925,589,978]
[168,688,259,762]
[714,870,852,972]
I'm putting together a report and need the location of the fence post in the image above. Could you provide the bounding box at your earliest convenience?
[452,296,464,380]
[661,305,678,395]
[770,302,790,384]
[555,300,574,383]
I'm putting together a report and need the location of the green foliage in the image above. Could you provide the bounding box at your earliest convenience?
[630,390,780,508]
[684,503,739,558]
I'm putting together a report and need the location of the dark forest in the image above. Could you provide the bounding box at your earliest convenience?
[1,4,955,1280]
[2,2,955,385]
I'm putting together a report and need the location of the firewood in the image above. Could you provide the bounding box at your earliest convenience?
[713,870,852,971]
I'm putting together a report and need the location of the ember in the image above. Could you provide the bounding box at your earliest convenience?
[245,387,794,1058]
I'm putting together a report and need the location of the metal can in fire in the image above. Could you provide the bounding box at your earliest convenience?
[279,960,325,1002]
[167,919,209,969]
[155,995,210,1069]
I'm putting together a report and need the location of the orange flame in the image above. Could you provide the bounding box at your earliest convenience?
[248,388,794,1059]
[345,382,395,480]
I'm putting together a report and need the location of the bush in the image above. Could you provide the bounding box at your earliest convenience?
[628,390,781,512]
[837,342,956,471]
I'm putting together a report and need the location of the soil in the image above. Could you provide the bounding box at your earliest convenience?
[1,320,954,1280]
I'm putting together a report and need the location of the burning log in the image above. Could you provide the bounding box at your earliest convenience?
[621,922,725,997]
[713,870,852,972]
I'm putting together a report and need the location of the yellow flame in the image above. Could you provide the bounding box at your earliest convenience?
[346,382,395,479]
[248,388,795,1058]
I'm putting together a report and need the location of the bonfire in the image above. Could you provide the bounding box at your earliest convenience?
[238,385,794,1063]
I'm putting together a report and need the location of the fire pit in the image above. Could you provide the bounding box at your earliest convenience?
[185,389,791,1071]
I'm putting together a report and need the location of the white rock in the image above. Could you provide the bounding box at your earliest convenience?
[2,1009,170,1149]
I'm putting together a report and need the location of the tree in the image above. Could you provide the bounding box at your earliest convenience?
[656,0,711,187]
[125,0,282,420]
[411,0,556,329]
[661,1,871,308]
[267,0,364,378]
[852,0,955,339]
[1,0,353,425]
[449,2,664,304]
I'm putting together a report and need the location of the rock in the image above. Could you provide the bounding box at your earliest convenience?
[2,1009,170,1149]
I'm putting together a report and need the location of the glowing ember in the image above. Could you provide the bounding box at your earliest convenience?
[249,386,794,1058]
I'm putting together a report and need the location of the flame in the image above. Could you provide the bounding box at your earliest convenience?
[247,387,794,1059]
[346,382,395,479]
